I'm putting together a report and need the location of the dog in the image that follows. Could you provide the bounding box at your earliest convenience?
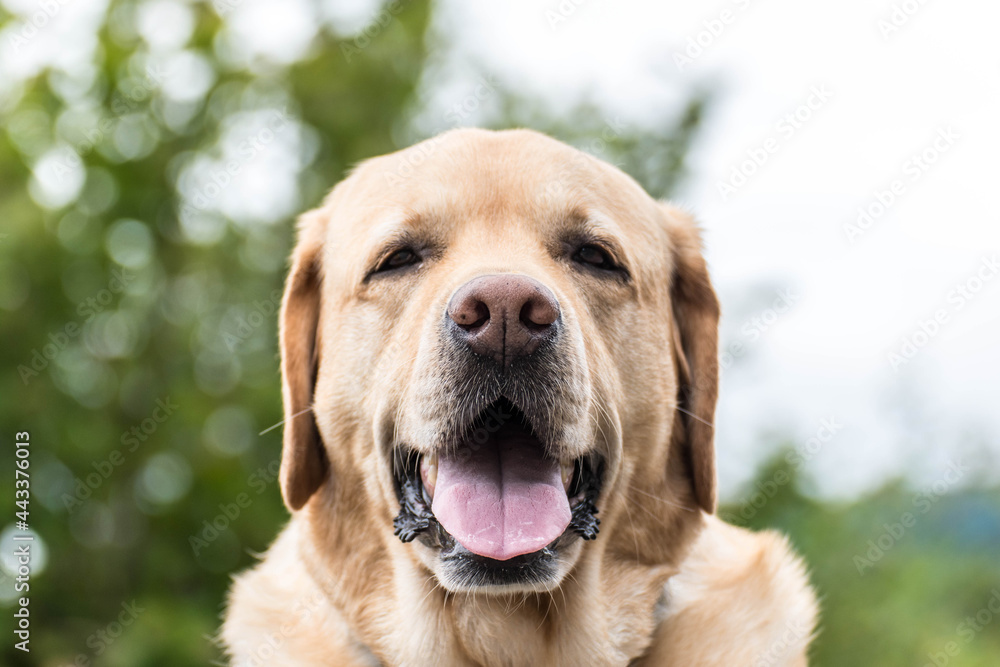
[221,128,817,666]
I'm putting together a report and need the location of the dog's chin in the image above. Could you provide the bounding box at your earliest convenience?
[421,537,583,595]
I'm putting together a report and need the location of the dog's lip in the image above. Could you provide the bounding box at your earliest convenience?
[438,539,559,572]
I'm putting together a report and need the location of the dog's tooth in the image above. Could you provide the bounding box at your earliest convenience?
[421,453,438,498]
[561,461,575,493]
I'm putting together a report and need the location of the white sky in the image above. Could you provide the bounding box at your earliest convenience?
[422,0,1000,500]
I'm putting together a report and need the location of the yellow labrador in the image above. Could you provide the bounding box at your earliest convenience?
[221,129,817,666]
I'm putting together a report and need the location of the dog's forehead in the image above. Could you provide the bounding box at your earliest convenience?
[370,127,605,192]
[337,129,661,238]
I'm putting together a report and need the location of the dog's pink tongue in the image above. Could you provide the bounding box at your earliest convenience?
[432,433,570,561]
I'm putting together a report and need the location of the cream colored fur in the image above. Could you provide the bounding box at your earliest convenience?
[221,129,818,666]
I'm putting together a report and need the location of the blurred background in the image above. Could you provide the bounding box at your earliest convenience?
[1,0,998,664]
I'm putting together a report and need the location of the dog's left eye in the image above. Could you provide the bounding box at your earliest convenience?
[375,247,421,274]
[573,244,618,271]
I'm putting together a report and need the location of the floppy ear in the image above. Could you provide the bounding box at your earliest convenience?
[663,205,720,513]
[278,209,330,510]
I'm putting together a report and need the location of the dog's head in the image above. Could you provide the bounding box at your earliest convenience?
[278,128,719,595]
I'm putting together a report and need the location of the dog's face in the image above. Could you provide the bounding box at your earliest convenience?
[278,129,719,596]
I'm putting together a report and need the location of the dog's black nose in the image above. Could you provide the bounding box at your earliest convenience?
[447,274,560,365]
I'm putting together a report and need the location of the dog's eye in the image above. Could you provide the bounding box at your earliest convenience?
[375,247,421,274]
[573,244,618,271]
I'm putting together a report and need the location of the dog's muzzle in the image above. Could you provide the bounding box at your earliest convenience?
[392,274,602,577]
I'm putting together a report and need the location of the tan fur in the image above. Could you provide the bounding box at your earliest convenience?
[221,128,817,666]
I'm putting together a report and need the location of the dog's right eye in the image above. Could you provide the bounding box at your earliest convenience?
[374,247,421,274]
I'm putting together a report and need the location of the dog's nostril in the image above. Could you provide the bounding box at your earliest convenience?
[452,299,490,330]
[520,294,559,331]
[447,274,560,365]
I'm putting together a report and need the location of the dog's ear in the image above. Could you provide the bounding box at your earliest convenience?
[278,208,330,510]
[662,204,720,513]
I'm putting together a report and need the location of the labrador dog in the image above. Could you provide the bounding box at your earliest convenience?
[221,128,817,666]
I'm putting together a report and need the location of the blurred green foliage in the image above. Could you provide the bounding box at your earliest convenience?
[0,1,996,666]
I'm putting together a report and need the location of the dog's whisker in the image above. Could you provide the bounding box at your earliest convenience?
[535,595,552,633]
[628,485,697,513]
[257,406,313,435]
[416,573,443,611]
[622,497,642,564]
[672,404,715,429]
[629,492,687,532]
[556,570,574,616]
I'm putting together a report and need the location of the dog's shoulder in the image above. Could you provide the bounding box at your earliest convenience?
[641,515,818,666]
[221,521,379,667]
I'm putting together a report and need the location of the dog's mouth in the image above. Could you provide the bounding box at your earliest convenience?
[392,398,602,568]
